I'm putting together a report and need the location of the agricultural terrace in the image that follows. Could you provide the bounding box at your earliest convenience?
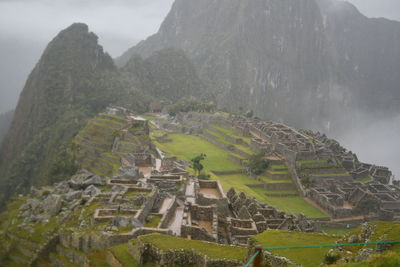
[150,122,327,218]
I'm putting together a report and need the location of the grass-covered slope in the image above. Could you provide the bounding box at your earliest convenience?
[151,122,327,218]
[73,113,151,177]
[137,233,247,262]
[252,222,400,267]
[253,230,339,267]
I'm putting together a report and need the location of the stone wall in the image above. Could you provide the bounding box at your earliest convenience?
[159,197,179,229]
[130,237,244,267]
[211,170,243,175]
[136,188,159,223]
[106,251,123,267]
[228,154,246,166]
[181,225,216,242]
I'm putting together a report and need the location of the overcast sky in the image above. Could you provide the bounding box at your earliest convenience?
[0,0,174,113]
[1,0,399,113]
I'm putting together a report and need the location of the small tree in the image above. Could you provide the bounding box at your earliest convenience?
[248,153,269,175]
[191,153,207,176]
[356,197,380,214]
[300,174,311,188]
[245,109,254,118]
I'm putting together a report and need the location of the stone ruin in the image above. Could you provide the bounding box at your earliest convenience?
[223,114,399,221]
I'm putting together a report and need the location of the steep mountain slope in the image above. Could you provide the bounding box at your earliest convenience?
[122,48,204,101]
[0,23,145,207]
[118,0,400,130]
[0,110,13,144]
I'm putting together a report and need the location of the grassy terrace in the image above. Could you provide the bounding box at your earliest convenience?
[270,164,288,170]
[321,226,354,236]
[259,176,292,184]
[138,233,247,261]
[312,172,350,177]
[210,124,252,144]
[250,187,327,217]
[145,215,162,228]
[205,128,253,155]
[109,243,139,267]
[153,131,328,218]
[154,133,242,172]
[359,176,373,183]
[253,230,339,267]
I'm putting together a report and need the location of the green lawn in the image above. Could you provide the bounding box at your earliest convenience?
[205,128,252,155]
[145,215,162,228]
[154,133,242,172]
[270,164,288,170]
[211,173,262,193]
[312,173,349,177]
[109,243,139,267]
[259,176,292,184]
[359,176,373,183]
[138,233,247,261]
[249,187,328,218]
[253,230,339,267]
[153,133,327,218]
[321,226,354,236]
[213,174,326,218]
[210,124,252,144]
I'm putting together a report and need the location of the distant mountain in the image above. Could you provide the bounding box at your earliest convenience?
[118,0,400,130]
[0,110,13,144]
[0,23,144,207]
[122,47,204,101]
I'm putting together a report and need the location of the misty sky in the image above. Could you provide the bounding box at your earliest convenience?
[0,0,399,176]
[0,0,174,113]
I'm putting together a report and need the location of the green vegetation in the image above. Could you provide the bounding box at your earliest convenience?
[321,226,353,235]
[312,172,350,177]
[343,251,400,266]
[138,233,246,261]
[191,153,207,176]
[356,197,380,214]
[154,130,327,217]
[359,176,373,183]
[73,113,151,177]
[253,230,339,267]
[259,176,292,184]
[0,110,13,144]
[250,187,328,218]
[87,250,109,267]
[248,153,269,175]
[109,243,139,267]
[352,222,400,252]
[154,133,242,172]
[145,215,162,228]
[167,97,216,116]
[210,124,252,144]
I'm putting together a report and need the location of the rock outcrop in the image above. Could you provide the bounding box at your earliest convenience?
[118,0,400,130]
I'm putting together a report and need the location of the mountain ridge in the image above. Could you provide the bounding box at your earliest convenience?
[117,0,400,131]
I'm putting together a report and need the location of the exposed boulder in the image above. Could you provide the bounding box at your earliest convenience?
[42,194,62,216]
[65,190,82,202]
[69,170,106,189]
[84,185,101,197]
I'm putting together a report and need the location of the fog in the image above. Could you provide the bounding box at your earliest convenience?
[0,0,399,177]
[346,0,400,21]
[0,0,174,113]
[329,115,400,180]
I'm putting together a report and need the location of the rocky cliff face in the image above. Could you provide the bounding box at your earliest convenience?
[0,110,13,145]
[122,48,203,101]
[118,0,400,130]
[0,24,121,206]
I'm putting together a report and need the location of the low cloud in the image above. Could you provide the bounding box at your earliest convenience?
[0,0,174,112]
[333,115,400,179]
